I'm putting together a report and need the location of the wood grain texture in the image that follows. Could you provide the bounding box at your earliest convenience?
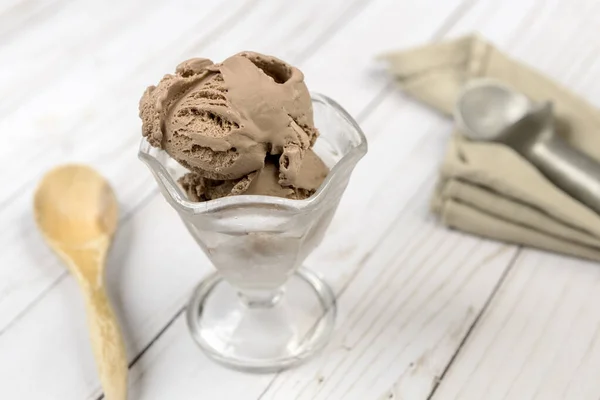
[0,0,247,333]
[3,0,600,399]
[431,251,600,400]
[0,0,408,398]
[430,1,600,398]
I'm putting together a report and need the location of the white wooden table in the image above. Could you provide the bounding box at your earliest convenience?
[3,0,600,399]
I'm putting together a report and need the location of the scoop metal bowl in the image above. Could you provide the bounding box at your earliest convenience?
[455,79,600,215]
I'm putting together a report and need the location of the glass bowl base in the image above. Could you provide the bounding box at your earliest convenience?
[186,267,337,373]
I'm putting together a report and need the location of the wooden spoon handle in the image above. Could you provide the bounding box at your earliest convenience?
[84,286,128,400]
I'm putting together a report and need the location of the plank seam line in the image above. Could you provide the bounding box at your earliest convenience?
[256,0,479,395]
[95,304,187,400]
[0,269,66,338]
[355,0,478,132]
[0,0,257,334]
[425,246,522,400]
[0,0,366,341]
[295,0,376,62]
[502,266,578,400]
[0,187,157,336]
[0,0,260,204]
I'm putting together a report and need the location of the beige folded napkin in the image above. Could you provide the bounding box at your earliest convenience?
[381,35,600,262]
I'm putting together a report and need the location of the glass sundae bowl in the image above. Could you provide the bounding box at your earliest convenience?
[139,93,367,372]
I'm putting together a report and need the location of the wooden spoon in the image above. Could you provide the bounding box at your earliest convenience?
[34,164,127,400]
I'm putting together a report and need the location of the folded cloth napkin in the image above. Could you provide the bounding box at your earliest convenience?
[380,34,600,262]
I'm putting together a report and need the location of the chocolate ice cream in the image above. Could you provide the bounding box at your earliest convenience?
[139,52,328,201]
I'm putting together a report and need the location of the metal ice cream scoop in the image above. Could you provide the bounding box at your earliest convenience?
[455,79,600,215]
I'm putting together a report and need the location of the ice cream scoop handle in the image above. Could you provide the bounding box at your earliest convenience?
[527,136,600,215]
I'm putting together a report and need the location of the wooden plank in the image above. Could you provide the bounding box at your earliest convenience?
[427,2,600,398]
[0,0,250,333]
[0,0,398,398]
[431,251,600,400]
[0,0,466,398]
[0,0,375,336]
[0,0,168,109]
[260,0,565,398]
[6,0,598,399]
[259,151,516,400]
[0,194,278,399]
[113,0,534,399]
[126,315,276,400]
[118,88,493,400]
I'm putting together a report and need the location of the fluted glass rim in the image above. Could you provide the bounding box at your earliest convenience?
[138,92,368,214]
